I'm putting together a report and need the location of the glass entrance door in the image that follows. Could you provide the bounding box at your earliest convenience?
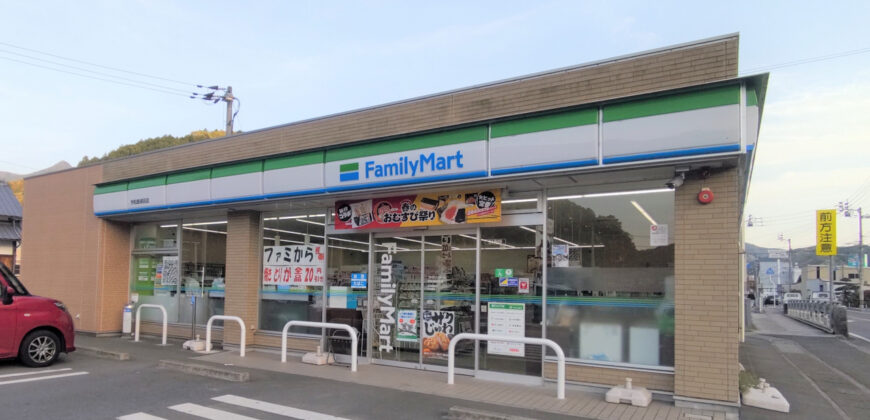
[371,231,477,372]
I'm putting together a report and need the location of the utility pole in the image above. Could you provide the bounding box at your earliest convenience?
[839,201,868,308]
[191,85,239,136]
[224,86,234,135]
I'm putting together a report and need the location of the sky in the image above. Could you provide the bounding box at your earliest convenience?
[1,1,869,250]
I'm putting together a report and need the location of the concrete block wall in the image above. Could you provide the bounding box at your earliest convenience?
[223,211,262,346]
[673,167,740,404]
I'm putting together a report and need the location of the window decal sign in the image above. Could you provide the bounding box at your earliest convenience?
[263,245,326,286]
[334,189,501,230]
[422,310,455,358]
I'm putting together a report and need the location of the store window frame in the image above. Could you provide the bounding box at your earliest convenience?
[259,210,329,340]
[541,188,676,373]
[129,221,183,324]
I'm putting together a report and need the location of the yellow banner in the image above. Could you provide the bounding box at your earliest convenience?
[816,209,837,256]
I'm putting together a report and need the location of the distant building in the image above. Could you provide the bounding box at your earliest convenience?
[0,182,22,271]
[796,264,868,297]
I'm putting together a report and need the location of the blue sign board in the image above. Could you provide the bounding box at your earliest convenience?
[499,277,519,287]
[765,268,775,275]
[351,272,368,289]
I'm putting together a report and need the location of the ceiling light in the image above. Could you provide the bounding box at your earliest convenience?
[631,200,658,225]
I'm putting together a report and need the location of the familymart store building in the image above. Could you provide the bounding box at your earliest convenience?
[23,34,765,411]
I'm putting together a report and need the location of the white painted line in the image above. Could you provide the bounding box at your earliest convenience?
[169,403,259,420]
[0,367,72,379]
[117,413,168,420]
[0,371,88,386]
[850,332,870,344]
[213,394,351,420]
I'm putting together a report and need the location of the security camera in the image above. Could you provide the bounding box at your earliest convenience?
[666,173,685,189]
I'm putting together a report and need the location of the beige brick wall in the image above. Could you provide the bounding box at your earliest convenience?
[223,211,261,346]
[140,321,223,341]
[673,167,740,403]
[544,362,674,392]
[22,166,105,333]
[96,220,130,332]
[100,35,738,182]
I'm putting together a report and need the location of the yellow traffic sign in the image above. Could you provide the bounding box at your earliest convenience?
[816,209,837,256]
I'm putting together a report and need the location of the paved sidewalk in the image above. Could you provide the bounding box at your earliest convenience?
[77,333,729,420]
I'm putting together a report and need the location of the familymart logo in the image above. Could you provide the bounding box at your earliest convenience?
[339,163,360,182]
[339,150,465,183]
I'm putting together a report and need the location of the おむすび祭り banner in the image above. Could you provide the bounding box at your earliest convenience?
[334,189,501,230]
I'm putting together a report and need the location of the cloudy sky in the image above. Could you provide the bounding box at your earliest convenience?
[1,1,868,250]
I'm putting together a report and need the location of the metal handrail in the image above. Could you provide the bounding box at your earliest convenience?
[447,333,566,399]
[281,320,358,372]
[134,304,167,345]
[205,315,246,357]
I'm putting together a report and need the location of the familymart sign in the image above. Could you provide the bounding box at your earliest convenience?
[324,126,487,191]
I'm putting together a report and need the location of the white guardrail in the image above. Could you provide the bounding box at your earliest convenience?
[134,304,168,345]
[448,333,566,400]
[786,300,835,333]
[205,315,246,357]
[281,321,359,372]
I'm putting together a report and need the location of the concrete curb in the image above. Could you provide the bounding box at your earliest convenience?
[76,346,131,361]
[158,359,250,382]
[446,406,537,420]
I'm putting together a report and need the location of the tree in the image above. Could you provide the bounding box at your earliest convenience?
[7,179,23,205]
[78,129,227,166]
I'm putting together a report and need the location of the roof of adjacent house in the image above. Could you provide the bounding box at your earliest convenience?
[0,183,22,219]
[0,223,21,241]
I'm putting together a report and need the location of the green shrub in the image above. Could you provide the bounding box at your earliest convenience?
[739,370,760,394]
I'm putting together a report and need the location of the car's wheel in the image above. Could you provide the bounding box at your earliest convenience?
[19,330,60,368]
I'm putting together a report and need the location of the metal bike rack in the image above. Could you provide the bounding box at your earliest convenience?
[281,320,358,372]
[205,315,246,357]
[448,333,566,400]
[134,303,168,345]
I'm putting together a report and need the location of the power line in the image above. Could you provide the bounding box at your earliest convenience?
[0,48,193,94]
[0,55,190,98]
[0,41,196,87]
[739,46,870,75]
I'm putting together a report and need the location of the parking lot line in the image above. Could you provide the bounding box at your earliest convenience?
[0,371,88,386]
[117,413,167,420]
[213,394,350,420]
[169,403,259,420]
[0,367,72,379]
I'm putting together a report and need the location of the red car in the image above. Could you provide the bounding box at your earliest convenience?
[0,264,76,367]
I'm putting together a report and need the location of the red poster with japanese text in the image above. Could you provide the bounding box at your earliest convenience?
[334,189,501,230]
[262,245,326,286]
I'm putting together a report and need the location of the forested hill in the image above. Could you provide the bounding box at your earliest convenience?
[78,129,227,166]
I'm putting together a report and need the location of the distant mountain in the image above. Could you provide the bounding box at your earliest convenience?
[747,242,864,268]
[0,161,72,182]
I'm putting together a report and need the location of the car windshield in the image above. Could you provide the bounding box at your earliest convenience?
[0,264,28,295]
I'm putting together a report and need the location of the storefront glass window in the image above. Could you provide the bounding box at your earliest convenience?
[260,214,327,334]
[131,223,180,323]
[546,189,675,368]
[326,232,369,356]
[179,220,227,325]
[479,225,543,375]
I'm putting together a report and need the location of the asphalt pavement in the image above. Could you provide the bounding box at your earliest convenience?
[741,309,870,420]
[846,308,870,344]
[0,334,582,420]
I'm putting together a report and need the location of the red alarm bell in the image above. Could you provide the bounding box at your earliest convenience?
[698,188,714,204]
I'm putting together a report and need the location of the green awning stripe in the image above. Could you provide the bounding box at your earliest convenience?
[94,182,127,195]
[211,161,264,178]
[747,88,758,107]
[127,176,166,190]
[339,162,359,172]
[167,169,211,184]
[603,85,740,123]
[264,151,324,171]
[491,109,598,138]
[324,126,487,162]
